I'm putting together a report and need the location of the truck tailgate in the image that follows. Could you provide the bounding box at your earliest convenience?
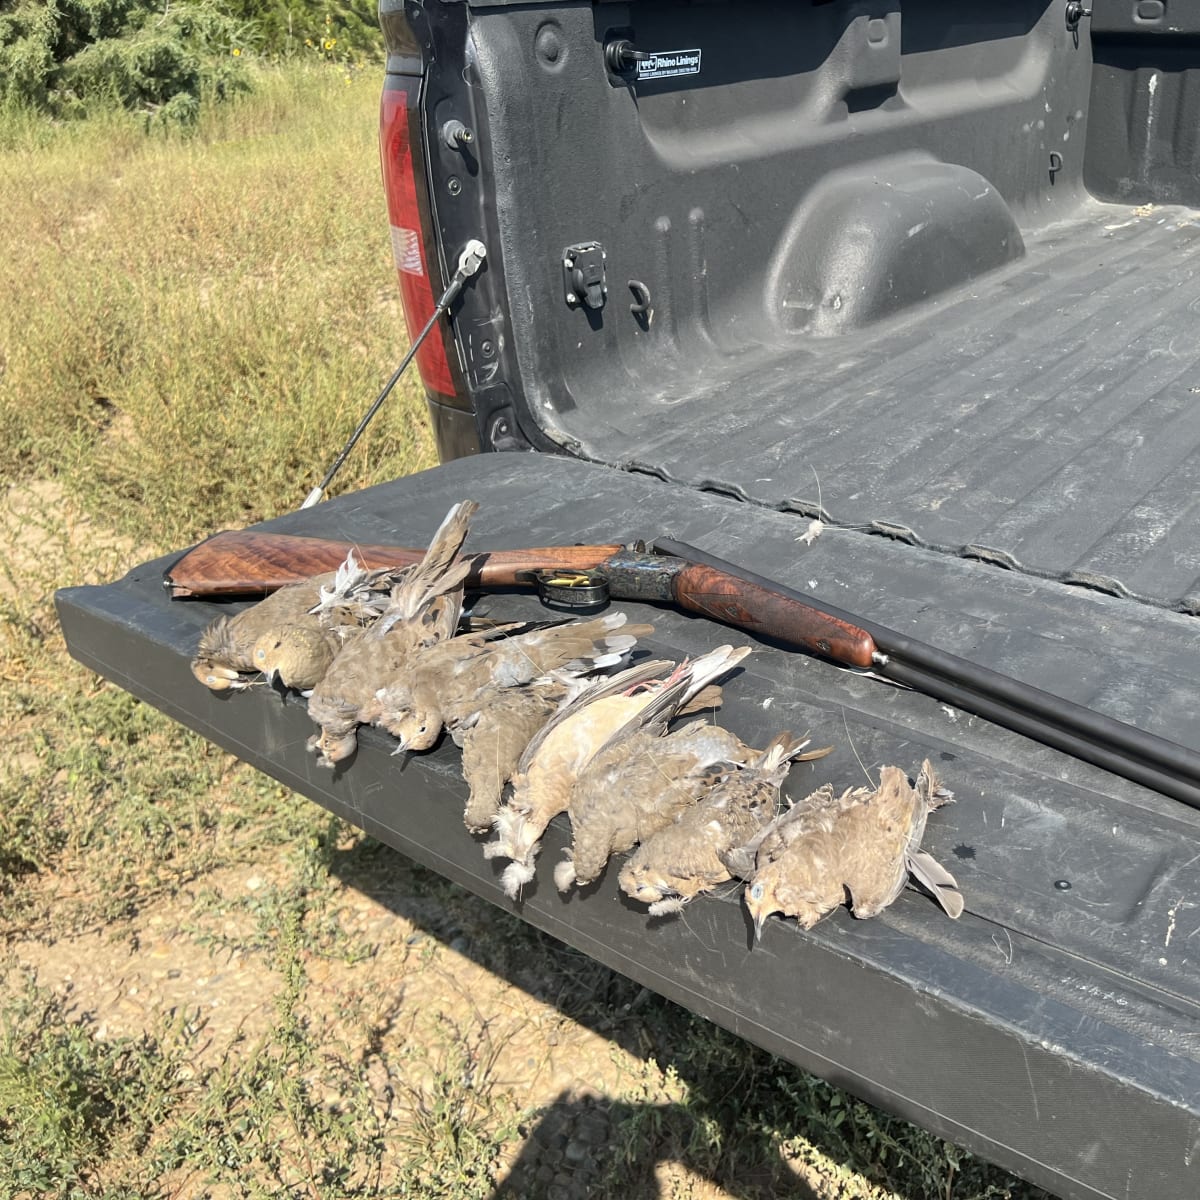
[57,453,1200,1200]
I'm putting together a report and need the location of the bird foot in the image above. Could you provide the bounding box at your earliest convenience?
[553,858,577,893]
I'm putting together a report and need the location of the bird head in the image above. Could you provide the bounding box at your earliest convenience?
[617,861,670,905]
[252,635,283,686]
[744,875,782,941]
[315,728,357,766]
[252,626,333,691]
[191,657,249,692]
[374,690,441,751]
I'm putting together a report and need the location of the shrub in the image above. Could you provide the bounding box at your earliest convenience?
[0,0,254,123]
[221,0,382,63]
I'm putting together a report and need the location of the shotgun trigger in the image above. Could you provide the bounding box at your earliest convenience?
[515,568,611,612]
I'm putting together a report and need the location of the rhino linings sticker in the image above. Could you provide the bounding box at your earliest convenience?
[637,49,702,81]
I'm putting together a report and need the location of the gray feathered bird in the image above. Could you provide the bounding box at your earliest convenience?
[456,679,568,833]
[361,611,655,831]
[743,759,963,936]
[191,549,391,692]
[363,612,654,752]
[305,500,478,766]
[487,646,752,898]
[554,720,756,893]
[618,732,830,917]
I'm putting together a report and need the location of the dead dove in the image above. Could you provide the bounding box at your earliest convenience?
[363,611,655,752]
[554,720,756,893]
[457,679,568,833]
[743,759,963,937]
[190,548,391,692]
[252,622,365,694]
[305,500,478,766]
[619,732,830,917]
[487,645,752,898]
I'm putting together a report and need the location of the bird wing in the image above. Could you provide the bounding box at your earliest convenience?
[568,644,754,770]
[378,500,478,628]
[514,658,674,773]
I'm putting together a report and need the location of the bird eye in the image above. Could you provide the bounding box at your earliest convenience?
[206,674,217,685]
[750,883,764,901]
[416,724,427,735]
[255,649,266,661]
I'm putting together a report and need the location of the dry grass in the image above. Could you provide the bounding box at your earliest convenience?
[0,62,435,549]
[0,65,1049,1200]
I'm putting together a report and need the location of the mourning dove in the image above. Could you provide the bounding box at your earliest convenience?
[458,679,567,833]
[252,623,364,693]
[305,501,478,766]
[364,612,654,752]
[554,720,756,893]
[487,645,752,898]
[190,549,391,691]
[619,732,830,917]
[743,759,963,937]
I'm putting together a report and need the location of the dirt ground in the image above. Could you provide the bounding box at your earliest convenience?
[11,849,841,1198]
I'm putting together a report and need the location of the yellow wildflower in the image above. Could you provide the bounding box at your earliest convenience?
[231,47,241,57]
[324,38,336,50]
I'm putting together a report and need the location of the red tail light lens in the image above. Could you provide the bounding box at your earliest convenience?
[379,80,457,399]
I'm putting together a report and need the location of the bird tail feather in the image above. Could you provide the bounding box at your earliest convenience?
[907,849,964,919]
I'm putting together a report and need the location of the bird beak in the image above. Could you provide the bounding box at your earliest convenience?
[753,912,767,943]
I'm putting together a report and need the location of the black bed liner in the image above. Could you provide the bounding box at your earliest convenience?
[57,454,1200,1200]
[551,206,1200,613]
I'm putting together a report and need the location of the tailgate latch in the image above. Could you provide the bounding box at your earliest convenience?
[563,242,608,310]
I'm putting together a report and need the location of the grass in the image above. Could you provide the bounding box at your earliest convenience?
[0,64,1050,1199]
[0,61,434,549]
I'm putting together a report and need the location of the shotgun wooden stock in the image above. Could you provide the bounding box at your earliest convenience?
[165,530,625,598]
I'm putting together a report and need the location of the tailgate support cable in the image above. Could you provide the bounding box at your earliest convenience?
[301,239,487,509]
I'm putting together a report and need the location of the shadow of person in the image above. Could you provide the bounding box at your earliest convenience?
[489,1091,817,1199]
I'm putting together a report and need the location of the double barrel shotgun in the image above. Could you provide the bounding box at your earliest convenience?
[166,527,1200,811]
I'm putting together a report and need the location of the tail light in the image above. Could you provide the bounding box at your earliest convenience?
[379,79,458,399]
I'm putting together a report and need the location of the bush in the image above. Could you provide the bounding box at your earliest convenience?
[221,0,381,63]
[0,0,254,124]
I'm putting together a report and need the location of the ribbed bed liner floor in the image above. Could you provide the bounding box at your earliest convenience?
[565,203,1200,612]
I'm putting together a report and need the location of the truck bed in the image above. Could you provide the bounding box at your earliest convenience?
[558,205,1200,613]
[57,453,1200,1200]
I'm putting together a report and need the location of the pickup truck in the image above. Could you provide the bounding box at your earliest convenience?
[56,3,1200,1198]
